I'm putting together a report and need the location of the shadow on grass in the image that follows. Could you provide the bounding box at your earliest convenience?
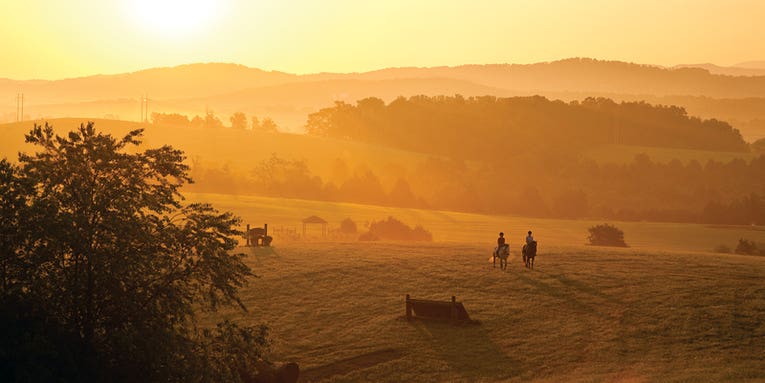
[300,348,406,382]
[412,319,520,381]
[537,270,622,304]
[241,246,280,257]
[515,272,607,316]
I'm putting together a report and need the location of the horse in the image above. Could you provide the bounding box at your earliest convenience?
[493,244,510,270]
[522,241,537,269]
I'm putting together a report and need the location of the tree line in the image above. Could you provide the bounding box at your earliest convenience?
[305,95,749,161]
[186,150,765,225]
[151,111,279,131]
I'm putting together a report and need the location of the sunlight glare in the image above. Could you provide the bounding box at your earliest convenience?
[126,0,219,38]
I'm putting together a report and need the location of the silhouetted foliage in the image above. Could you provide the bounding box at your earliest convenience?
[230,112,248,130]
[752,138,765,155]
[260,117,278,133]
[339,218,358,234]
[734,238,761,255]
[362,216,433,242]
[0,123,267,382]
[587,223,628,247]
[306,95,748,160]
[151,112,191,128]
[251,154,324,200]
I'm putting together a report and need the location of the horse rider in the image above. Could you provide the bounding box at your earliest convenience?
[496,232,508,256]
[526,230,534,245]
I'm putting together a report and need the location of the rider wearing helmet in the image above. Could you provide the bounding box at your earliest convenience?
[496,232,507,256]
[526,230,534,245]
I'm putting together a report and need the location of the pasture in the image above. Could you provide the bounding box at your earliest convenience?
[215,242,765,383]
[185,192,765,254]
[192,193,765,382]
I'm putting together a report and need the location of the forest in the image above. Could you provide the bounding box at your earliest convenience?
[305,95,749,159]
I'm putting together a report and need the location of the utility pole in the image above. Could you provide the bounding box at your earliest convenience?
[140,93,149,123]
[16,93,24,122]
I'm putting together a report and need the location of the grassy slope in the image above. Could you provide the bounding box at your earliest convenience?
[0,119,754,179]
[0,119,432,181]
[212,242,765,383]
[186,192,765,253]
[187,193,765,381]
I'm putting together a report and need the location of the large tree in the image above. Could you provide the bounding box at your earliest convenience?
[0,122,267,382]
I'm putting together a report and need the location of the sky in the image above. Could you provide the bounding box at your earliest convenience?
[1,0,764,80]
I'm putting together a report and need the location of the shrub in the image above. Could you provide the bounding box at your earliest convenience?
[339,218,358,234]
[587,223,628,247]
[735,238,760,255]
[360,216,433,242]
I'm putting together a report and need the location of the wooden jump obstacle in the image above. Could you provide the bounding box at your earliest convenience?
[405,295,472,325]
[245,223,273,247]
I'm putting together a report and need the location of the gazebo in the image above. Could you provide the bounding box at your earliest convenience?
[302,215,328,238]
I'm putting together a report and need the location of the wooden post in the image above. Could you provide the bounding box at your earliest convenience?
[246,224,251,247]
[405,294,412,321]
[450,296,457,324]
[264,223,268,237]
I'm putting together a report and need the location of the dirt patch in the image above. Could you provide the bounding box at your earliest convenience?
[299,348,405,382]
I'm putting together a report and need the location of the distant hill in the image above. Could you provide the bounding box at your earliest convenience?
[672,63,765,77]
[6,58,765,139]
[735,60,765,69]
[0,63,299,104]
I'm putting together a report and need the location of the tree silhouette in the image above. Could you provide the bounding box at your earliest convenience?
[587,223,628,247]
[0,122,267,382]
[230,112,248,129]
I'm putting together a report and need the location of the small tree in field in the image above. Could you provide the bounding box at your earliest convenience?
[0,123,267,382]
[587,223,628,247]
[339,218,358,234]
[735,238,760,255]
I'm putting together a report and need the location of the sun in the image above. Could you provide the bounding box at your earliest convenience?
[126,0,219,38]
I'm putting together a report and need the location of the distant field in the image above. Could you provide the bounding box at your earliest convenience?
[186,192,765,254]
[584,143,754,165]
[0,119,432,182]
[207,241,765,382]
[1,119,757,184]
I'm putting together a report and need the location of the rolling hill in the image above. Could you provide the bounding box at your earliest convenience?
[6,58,765,140]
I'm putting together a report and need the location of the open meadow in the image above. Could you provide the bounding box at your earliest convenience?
[214,242,765,382]
[186,192,765,254]
[190,193,765,382]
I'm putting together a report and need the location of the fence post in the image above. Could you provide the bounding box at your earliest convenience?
[450,296,457,324]
[406,294,412,321]
[246,224,251,246]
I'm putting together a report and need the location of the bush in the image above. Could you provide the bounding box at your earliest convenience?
[735,238,760,255]
[359,216,433,242]
[587,223,628,247]
[339,218,358,234]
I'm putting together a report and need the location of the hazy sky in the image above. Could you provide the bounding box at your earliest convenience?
[1,0,763,80]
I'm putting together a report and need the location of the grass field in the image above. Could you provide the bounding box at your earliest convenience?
[185,192,765,254]
[0,119,433,181]
[184,193,765,382]
[583,144,754,165]
[210,242,765,383]
[4,121,764,381]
